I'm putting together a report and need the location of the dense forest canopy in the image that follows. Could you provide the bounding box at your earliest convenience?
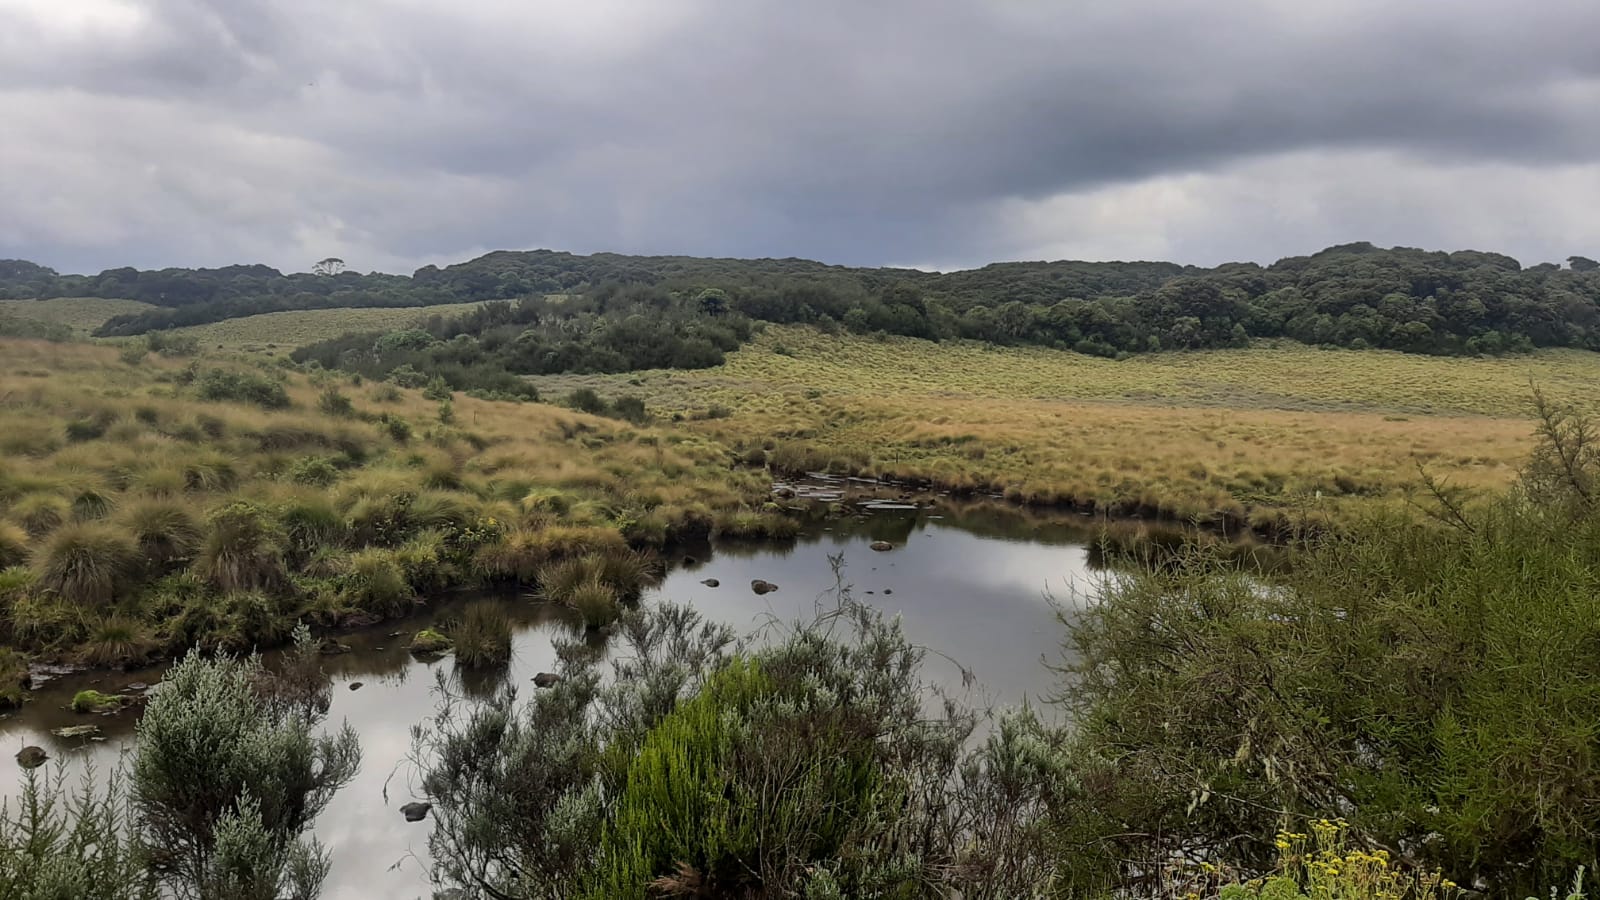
[4,243,1600,367]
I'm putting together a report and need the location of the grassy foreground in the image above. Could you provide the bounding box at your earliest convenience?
[0,338,777,673]
[533,325,1597,530]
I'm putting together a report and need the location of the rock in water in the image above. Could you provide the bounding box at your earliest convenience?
[870,541,894,552]
[532,672,561,688]
[401,801,432,823]
[750,579,778,595]
[348,682,364,691]
[701,578,720,588]
[16,746,47,769]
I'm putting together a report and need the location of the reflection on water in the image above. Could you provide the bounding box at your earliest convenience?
[0,500,1109,900]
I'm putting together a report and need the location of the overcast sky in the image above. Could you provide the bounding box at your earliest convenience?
[3,0,1599,275]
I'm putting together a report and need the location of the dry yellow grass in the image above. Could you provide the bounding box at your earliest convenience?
[170,301,500,349]
[0,297,157,334]
[529,326,1591,524]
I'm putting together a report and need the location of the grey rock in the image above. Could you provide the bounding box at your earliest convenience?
[870,541,894,552]
[401,801,432,823]
[701,578,720,588]
[533,672,561,688]
[16,746,47,769]
[750,579,779,595]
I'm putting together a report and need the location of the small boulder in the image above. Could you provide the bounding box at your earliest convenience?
[401,801,432,823]
[869,541,894,552]
[532,672,561,688]
[16,746,47,769]
[121,682,149,693]
[882,588,893,595]
[701,578,720,588]
[750,579,778,595]
[337,611,383,629]
[773,486,796,500]
[70,690,123,714]
[317,638,352,656]
[348,682,364,691]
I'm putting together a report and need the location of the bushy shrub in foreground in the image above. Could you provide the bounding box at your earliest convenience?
[419,579,1065,899]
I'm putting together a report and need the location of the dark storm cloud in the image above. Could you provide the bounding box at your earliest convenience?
[3,0,1599,273]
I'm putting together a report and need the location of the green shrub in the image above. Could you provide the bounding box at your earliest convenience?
[0,768,159,899]
[197,502,286,592]
[450,602,513,668]
[33,521,140,605]
[387,364,427,388]
[132,645,359,897]
[196,369,290,408]
[316,387,354,417]
[566,388,607,415]
[379,414,412,443]
[288,456,340,487]
[424,376,453,402]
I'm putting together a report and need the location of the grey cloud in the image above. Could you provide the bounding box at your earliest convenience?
[2,0,1599,273]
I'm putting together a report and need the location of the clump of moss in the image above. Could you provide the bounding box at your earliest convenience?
[409,628,452,655]
[69,689,123,714]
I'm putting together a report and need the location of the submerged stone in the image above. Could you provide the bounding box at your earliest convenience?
[750,579,779,595]
[870,540,895,552]
[16,746,47,769]
[401,801,431,823]
[701,578,720,588]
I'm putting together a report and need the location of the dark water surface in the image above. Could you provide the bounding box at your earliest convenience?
[0,499,1109,899]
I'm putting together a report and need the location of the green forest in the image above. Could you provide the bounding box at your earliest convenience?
[6,244,1600,367]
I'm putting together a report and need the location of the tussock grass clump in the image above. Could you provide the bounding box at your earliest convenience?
[277,492,346,560]
[339,548,412,615]
[450,602,513,668]
[81,615,158,668]
[118,498,202,568]
[14,492,69,537]
[0,522,27,569]
[714,509,801,540]
[197,502,286,592]
[0,648,26,709]
[33,521,140,605]
[566,578,620,628]
[537,549,656,605]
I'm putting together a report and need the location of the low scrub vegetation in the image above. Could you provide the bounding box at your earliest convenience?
[0,337,769,666]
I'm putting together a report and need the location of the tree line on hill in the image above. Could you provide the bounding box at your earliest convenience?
[5,244,1600,365]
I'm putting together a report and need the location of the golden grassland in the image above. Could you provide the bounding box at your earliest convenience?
[0,337,777,671]
[530,326,1593,527]
[0,297,157,334]
[169,300,501,350]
